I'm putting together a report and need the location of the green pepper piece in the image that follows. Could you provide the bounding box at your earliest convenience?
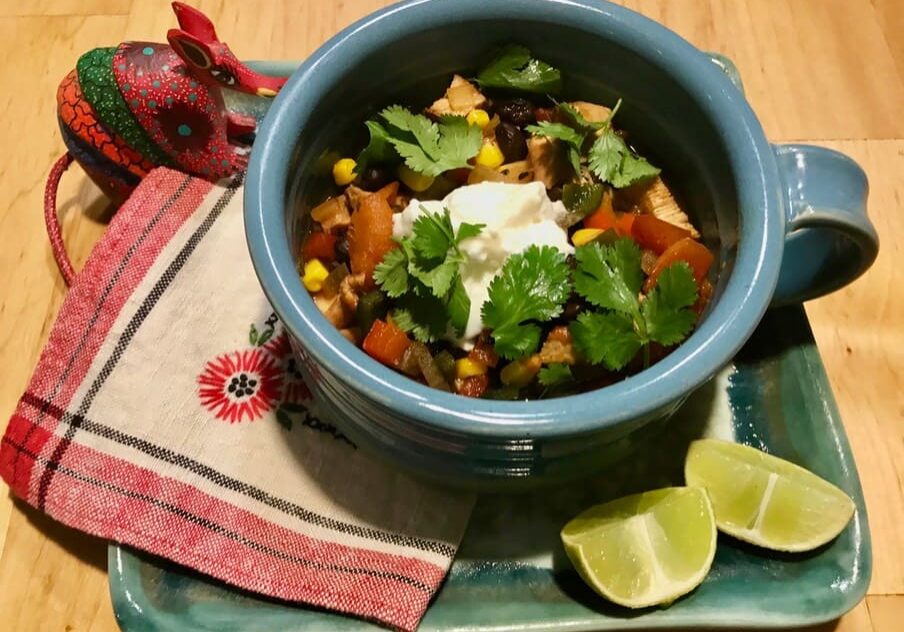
[433,350,456,384]
[356,291,388,335]
[562,183,604,217]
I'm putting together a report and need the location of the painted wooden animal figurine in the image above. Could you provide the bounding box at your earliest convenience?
[45,2,287,284]
[53,1,286,201]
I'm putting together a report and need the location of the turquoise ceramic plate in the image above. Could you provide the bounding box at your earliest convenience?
[108,305,870,631]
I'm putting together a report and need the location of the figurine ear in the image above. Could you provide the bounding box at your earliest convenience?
[168,29,213,69]
[171,2,218,43]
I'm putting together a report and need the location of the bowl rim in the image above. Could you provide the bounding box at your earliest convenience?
[245,0,784,439]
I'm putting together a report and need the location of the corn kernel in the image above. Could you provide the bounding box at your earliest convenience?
[500,355,541,387]
[302,258,330,292]
[466,109,490,129]
[572,228,605,247]
[455,358,487,379]
[398,165,435,192]
[475,141,505,169]
[332,158,357,186]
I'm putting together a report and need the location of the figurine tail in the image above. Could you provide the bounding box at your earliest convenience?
[44,153,77,286]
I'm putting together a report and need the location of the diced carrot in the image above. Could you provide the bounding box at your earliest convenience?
[615,212,635,237]
[348,191,396,288]
[362,319,411,366]
[584,206,616,232]
[374,181,399,205]
[302,232,337,262]
[632,214,693,255]
[644,237,715,292]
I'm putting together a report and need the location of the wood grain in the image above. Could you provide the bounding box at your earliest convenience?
[0,1,900,630]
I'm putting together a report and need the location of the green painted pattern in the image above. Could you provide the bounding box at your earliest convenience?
[76,47,173,166]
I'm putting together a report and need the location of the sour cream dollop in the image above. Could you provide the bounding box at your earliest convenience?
[393,181,573,348]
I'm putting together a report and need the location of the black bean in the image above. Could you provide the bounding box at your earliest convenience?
[496,98,536,127]
[356,166,390,191]
[335,233,350,260]
[495,122,527,163]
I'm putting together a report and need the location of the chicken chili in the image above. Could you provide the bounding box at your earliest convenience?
[300,46,714,400]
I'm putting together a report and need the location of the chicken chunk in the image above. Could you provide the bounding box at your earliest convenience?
[569,101,612,125]
[527,136,570,189]
[311,196,351,232]
[427,74,487,117]
[339,272,366,312]
[623,176,700,238]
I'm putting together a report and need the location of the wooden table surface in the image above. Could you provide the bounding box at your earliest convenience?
[0,0,901,630]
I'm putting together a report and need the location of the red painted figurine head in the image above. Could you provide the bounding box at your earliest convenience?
[167,2,286,97]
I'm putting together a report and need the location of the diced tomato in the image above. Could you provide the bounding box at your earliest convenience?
[534,107,554,123]
[455,374,489,398]
[445,168,471,185]
[694,278,714,315]
[374,181,399,205]
[362,319,411,366]
[632,215,693,255]
[348,191,396,288]
[644,237,715,292]
[301,232,337,262]
[468,335,499,368]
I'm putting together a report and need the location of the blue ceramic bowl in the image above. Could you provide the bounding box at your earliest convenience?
[245,0,878,488]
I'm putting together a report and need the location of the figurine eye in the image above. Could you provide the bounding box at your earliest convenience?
[210,67,236,86]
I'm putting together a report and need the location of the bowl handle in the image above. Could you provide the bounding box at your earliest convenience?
[770,144,878,305]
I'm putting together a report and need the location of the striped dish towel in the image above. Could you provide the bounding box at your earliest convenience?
[1,168,475,631]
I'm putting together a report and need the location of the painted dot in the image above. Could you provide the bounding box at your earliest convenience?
[162,64,170,71]
[211,157,218,164]
[140,89,148,96]
[142,46,154,56]
[121,83,131,92]
[131,99,139,107]
[148,100,157,108]
[171,82,179,90]
[118,63,126,70]
[221,159,230,167]
[189,93,197,102]
[152,80,161,88]
[190,80,198,88]
[177,124,192,136]
[166,96,174,105]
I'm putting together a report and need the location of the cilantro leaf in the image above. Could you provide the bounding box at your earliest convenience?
[373,247,409,297]
[410,207,457,260]
[456,222,483,242]
[573,239,644,315]
[476,45,562,94]
[355,120,400,172]
[570,311,642,370]
[558,103,607,131]
[378,106,481,176]
[392,293,448,343]
[642,263,698,346]
[482,245,572,360]
[447,276,471,336]
[538,363,572,387]
[610,152,661,188]
[525,121,584,175]
[588,127,660,188]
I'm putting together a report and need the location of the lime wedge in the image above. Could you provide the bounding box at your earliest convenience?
[560,487,716,608]
[685,439,855,552]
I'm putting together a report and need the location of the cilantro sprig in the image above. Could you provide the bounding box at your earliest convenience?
[570,238,698,370]
[476,45,562,94]
[526,98,660,188]
[481,245,572,360]
[358,106,482,178]
[374,207,483,341]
